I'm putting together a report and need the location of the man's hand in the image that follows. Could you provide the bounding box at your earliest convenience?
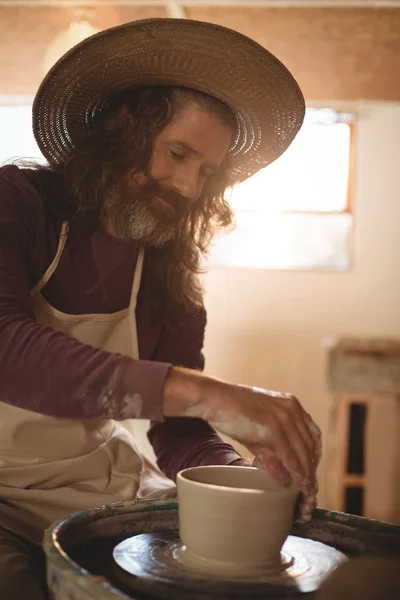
[229,454,318,523]
[163,366,321,513]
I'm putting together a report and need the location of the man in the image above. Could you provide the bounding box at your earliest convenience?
[0,18,320,599]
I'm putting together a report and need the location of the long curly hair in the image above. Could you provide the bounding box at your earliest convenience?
[24,86,237,324]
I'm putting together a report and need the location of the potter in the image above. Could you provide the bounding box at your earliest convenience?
[0,18,321,600]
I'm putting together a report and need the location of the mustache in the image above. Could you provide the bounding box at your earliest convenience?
[138,178,190,221]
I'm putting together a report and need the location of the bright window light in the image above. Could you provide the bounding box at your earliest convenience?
[0,105,44,166]
[229,121,351,213]
[209,109,354,271]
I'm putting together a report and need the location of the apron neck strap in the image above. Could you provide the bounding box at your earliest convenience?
[31,221,145,343]
[31,222,69,297]
[129,246,145,360]
[129,247,145,317]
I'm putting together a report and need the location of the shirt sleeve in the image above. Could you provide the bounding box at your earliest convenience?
[0,166,169,422]
[148,306,242,480]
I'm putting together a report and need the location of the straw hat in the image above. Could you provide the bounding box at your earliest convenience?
[33,18,305,182]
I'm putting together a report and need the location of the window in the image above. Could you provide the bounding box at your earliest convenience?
[208,108,355,271]
[0,100,44,166]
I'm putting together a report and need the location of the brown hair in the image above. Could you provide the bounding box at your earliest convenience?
[24,86,237,324]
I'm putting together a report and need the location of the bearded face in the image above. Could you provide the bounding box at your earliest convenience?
[103,176,189,247]
[102,101,233,247]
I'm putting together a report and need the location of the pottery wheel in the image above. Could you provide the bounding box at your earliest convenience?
[113,530,347,598]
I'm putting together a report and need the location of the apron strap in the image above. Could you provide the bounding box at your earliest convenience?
[30,220,145,360]
[30,222,69,297]
[129,247,145,359]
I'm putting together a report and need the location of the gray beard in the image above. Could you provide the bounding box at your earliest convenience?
[103,186,178,247]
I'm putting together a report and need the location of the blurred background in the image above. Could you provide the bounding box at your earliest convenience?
[0,0,399,521]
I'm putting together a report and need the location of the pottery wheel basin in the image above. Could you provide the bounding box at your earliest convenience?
[45,499,400,600]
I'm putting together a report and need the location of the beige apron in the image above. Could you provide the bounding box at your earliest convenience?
[0,223,175,544]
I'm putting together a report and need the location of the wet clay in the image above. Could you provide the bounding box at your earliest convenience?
[176,466,299,575]
[173,545,293,579]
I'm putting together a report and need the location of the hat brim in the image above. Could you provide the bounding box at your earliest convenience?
[33,18,305,182]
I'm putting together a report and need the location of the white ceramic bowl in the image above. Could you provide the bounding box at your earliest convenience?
[176,465,299,577]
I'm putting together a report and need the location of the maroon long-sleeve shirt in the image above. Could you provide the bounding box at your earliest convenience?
[0,165,240,481]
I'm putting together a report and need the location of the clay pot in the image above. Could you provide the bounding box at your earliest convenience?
[177,465,299,577]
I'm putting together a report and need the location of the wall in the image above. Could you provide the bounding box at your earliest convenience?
[187,6,400,102]
[0,6,400,100]
[202,101,400,507]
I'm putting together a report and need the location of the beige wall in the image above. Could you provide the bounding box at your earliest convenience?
[0,6,400,100]
[202,101,400,507]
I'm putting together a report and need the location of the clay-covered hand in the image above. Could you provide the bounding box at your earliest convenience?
[210,385,321,499]
[163,367,321,515]
[251,449,318,523]
[228,454,318,523]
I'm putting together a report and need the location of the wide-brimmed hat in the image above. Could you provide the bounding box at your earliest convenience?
[33,18,305,182]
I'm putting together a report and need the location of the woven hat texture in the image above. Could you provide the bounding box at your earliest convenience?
[33,18,305,182]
